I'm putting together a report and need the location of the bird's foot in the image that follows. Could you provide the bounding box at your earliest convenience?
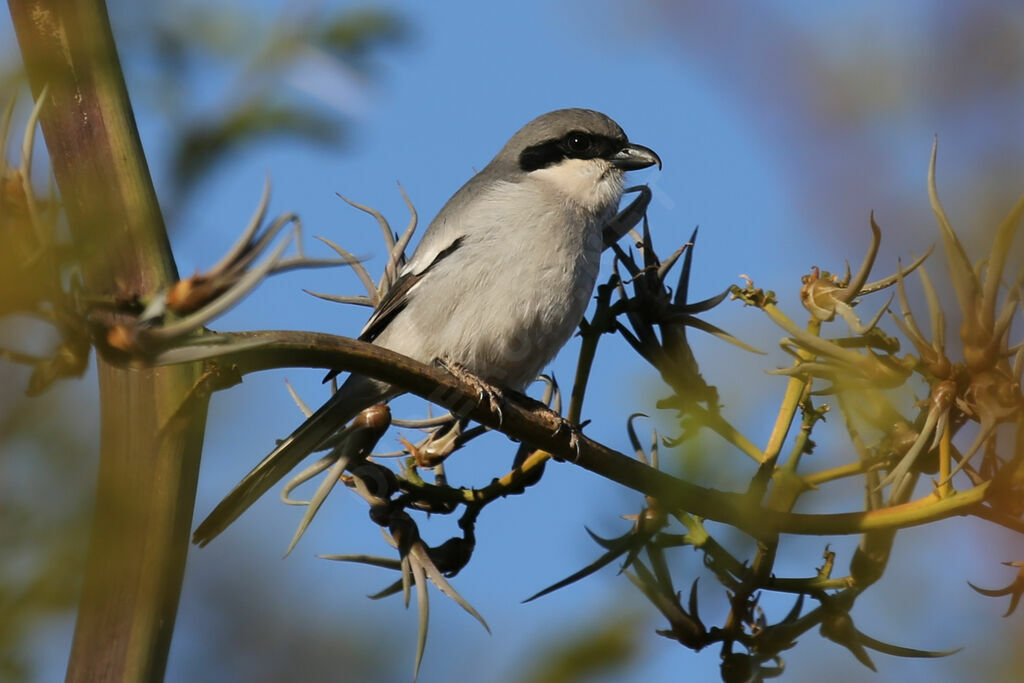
[437,359,504,427]
[552,418,589,462]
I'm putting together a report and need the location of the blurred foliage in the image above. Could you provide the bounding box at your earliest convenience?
[146,3,407,200]
[171,98,340,200]
[0,380,93,681]
[168,556,395,683]
[517,608,647,683]
[1,1,406,208]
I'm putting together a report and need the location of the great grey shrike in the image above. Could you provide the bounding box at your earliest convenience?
[193,108,661,545]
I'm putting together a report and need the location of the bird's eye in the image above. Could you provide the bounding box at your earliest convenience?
[564,132,593,154]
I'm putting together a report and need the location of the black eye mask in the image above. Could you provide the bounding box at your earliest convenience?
[518,130,624,172]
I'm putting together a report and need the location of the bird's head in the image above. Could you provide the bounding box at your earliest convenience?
[493,108,661,213]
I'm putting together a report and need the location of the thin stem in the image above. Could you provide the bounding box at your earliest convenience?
[132,328,995,538]
[780,383,818,475]
[688,404,764,463]
[804,460,874,487]
[763,354,815,468]
[568,322,602,424]
[764,575,854,594]
[938,421,952,498]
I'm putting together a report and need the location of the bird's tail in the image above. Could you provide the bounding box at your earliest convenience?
[192,375,393,547]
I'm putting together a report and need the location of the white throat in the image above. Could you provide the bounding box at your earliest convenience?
[529,158,624,215]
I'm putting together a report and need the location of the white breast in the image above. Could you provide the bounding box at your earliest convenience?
[374,171,623,390]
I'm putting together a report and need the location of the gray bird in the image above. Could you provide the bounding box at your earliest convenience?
[193,108,661,546]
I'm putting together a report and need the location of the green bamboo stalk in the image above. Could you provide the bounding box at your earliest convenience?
[7,1,209,680]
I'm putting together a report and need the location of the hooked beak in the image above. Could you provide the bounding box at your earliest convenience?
[609,142,661,171]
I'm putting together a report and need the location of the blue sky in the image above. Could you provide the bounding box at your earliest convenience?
[6,1,1024,681]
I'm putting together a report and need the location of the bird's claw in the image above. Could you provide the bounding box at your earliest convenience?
[437,358,504,427]
[552,418,588,462]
